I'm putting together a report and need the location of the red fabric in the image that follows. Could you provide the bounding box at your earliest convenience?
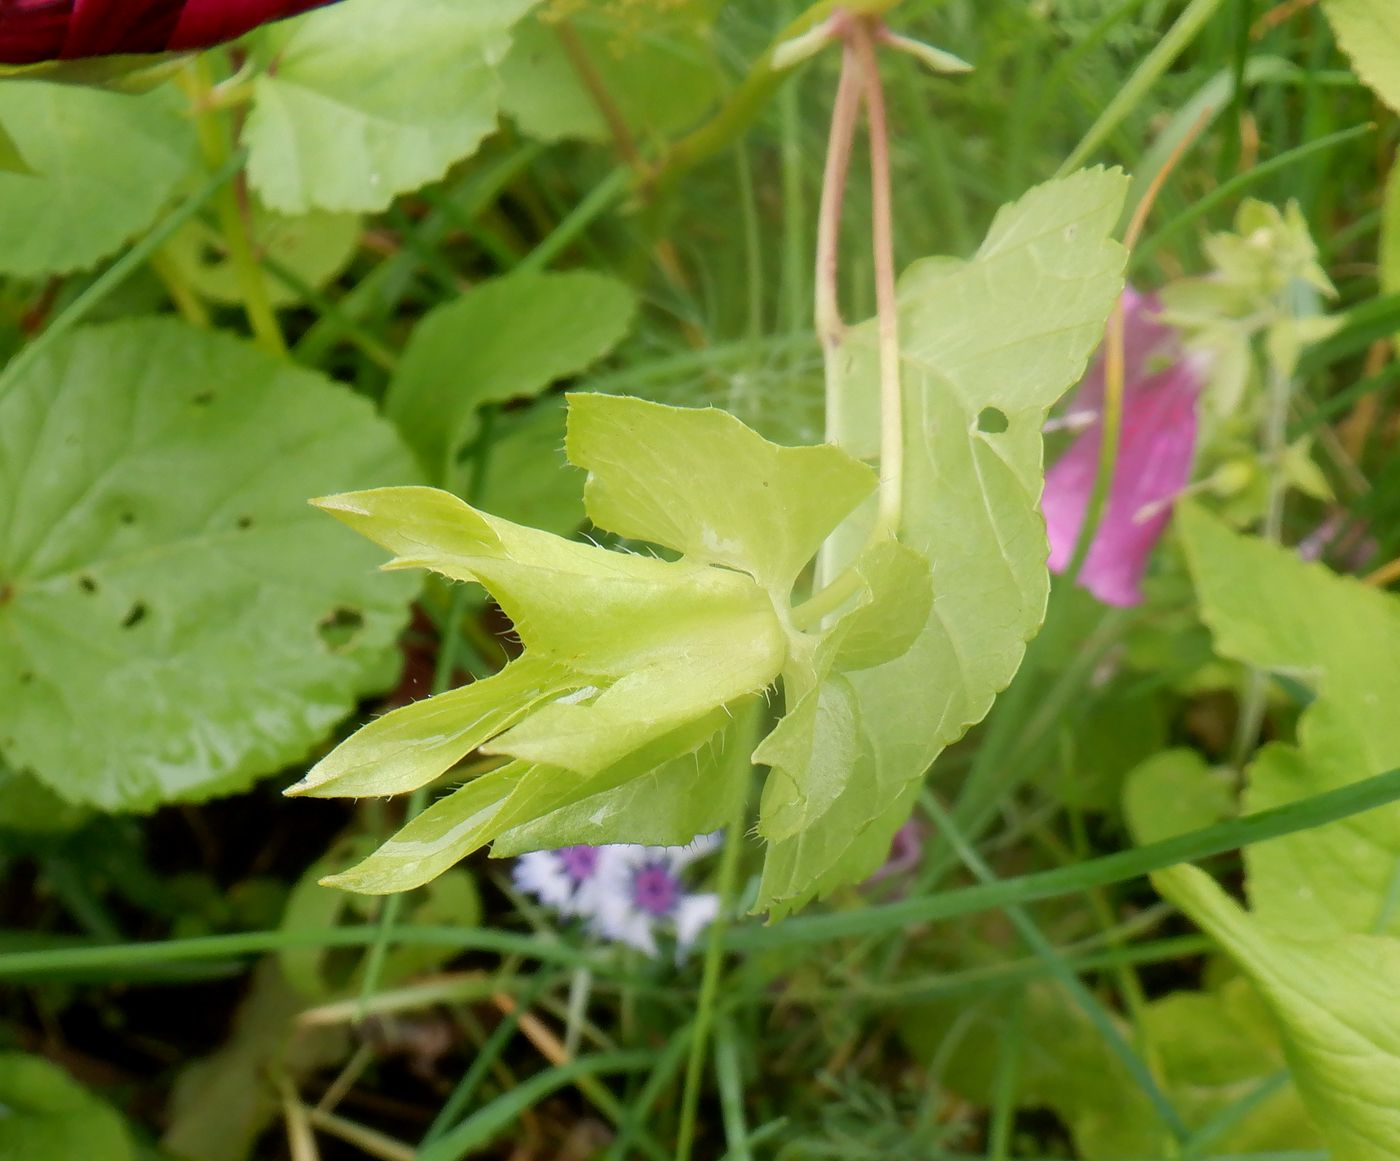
[0,0,335,63]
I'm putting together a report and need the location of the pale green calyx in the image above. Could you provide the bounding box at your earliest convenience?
[290,393,881,894]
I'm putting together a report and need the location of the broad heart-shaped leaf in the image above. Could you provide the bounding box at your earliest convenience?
[567,392,878,595]
[758,168,1130,914]
[243,0,536,213]
[0,1052,133,1161]
[0,80,197,277]
[385,271,636,483]
[1156,865,1400,1161]
[1323,0,1400,112]
[1178,502,1400,936]
[0,320,420,811]
[498,0,721,145]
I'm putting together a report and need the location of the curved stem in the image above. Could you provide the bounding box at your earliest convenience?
[815,43,863,434]
[851,17,905,537]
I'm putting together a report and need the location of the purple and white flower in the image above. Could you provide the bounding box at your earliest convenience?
[513,834,722,959]
[512,844,611,917]
[1043,287,1204,607]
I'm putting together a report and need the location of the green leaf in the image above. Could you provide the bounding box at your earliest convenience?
[162,960,346,1161]
[1179,502,1400,936]
[289,654,577,798]
[0,81,197,277]
[244,0,537,213]
[0,320,420,811]
[161,201,362,308]
[498,1,721,145]
[0,1052,133,1161]
[1156,865,1400,1161]
[1323,0,1400,112]
[567,392,877,594]
[325,709,732,894]
[386,270,636,482]
[760,168,1130,913]
[1124,748,1236,846]
[0,115,31,174]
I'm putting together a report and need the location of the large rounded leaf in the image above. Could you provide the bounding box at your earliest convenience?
[0,319,420,810]
[0,80,197,277]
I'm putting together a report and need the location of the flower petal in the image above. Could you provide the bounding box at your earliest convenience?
[1045,362,1200,606]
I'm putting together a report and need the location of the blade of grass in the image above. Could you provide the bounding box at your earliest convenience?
[922,794,1189,1142]
[1058,0,1229,174]
[732,764,1400,948]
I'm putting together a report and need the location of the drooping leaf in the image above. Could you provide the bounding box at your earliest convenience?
[0,80,197,277]
[244,0,537,213]
[0,1053,133,1161]
[498,0,720,144]
[161,201,362,308]
[386,270,636,483]
[759,168,1130,913]
[1323,0,1400,112]
[1156,865,1400,1161]
[1178,501,1400,936]
[0,320,420,810]
[162,960,346,1161]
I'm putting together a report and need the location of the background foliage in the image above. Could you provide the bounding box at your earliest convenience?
[2,0,1400,1158]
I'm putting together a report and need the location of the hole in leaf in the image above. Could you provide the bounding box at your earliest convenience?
[120,511,136,526]
[19,671,33,685]
[192,390,215,406]
[237,515,254,530]
[977,407,1009,434]
[121,602,148,629]
[318,606,365,651]
[78,575,98,594]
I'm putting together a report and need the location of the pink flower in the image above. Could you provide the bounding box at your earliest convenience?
[0,0,337,64]
[1043,288,1202,607]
